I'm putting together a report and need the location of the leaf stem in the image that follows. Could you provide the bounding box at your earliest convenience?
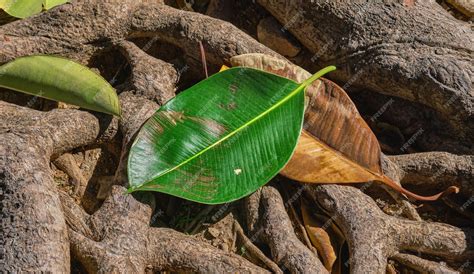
[300,65,337,88]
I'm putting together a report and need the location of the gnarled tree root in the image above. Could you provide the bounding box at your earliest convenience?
[0,1,278,69]
[0,95,267,272]
[1,0,473,272]
[245,185,329,273]
[307,184,473,273]
[0,101,104,272]
[257,0,474,142]
[389,152,474,196]
[61,186,266,273]
[117,40,177,105]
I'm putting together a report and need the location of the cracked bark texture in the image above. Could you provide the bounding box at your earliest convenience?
[245,185,329,273]
[389,152,474,196]
[1,0,473,273]
[307,184,473,273]
[0,102,103,272]
[0,0,279,68]
[257,0,474,143]
[61,186,266,273]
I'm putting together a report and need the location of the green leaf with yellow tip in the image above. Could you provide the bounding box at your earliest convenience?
[127,66,336,204]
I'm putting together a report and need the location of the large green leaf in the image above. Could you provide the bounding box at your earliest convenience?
[0,0,68,19]
[0,55,120,116]
[127,66,335,204]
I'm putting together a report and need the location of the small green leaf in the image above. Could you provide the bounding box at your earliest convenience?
[0,55,120,116]
[127,66,336,204]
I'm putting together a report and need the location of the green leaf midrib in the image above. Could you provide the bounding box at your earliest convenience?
[129,66,336,192]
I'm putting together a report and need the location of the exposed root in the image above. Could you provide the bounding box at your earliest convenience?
[117,40,177,104]
[245,185,329,273]
[369,155,422,221]
[0,88,263,272]
[389,152,474,196]
[233,220,282,274]
[0,1,279,71]
[113,46,176,185]
[392,252,458,273]
[130,3,280,68]
[61,186,266,273]
[257,0,474,141]
[308,184,473,273]
[53,153,88,199]
[0,101,106,272]
[396,199,422,221]
[113,92,159,186]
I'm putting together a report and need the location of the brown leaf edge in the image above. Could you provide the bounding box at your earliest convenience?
[229,53,459,202]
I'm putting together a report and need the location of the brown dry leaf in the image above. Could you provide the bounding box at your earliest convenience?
[301,202,337,272]
[230,53,459,201]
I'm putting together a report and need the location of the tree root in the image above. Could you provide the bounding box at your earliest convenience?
[307,184,473,273]
[0,48,266,273]
[117,40,177,104]
[1,0,473,272]
[245,185,328,273]
[113,41,175,186]
[391,252,458,274]
[389,152,474,196]
[53,153,88,199]
[61,186,266,273]
[64,86,266,272]
[349,89,472,153]
[112,92,160,186]
[233,220,282,273]
[0,1,278,71]
[0,101,105,272]
[257,0,474,142]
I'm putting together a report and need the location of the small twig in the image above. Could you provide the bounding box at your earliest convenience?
[234,220,282,274]
[199,41,208,78]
